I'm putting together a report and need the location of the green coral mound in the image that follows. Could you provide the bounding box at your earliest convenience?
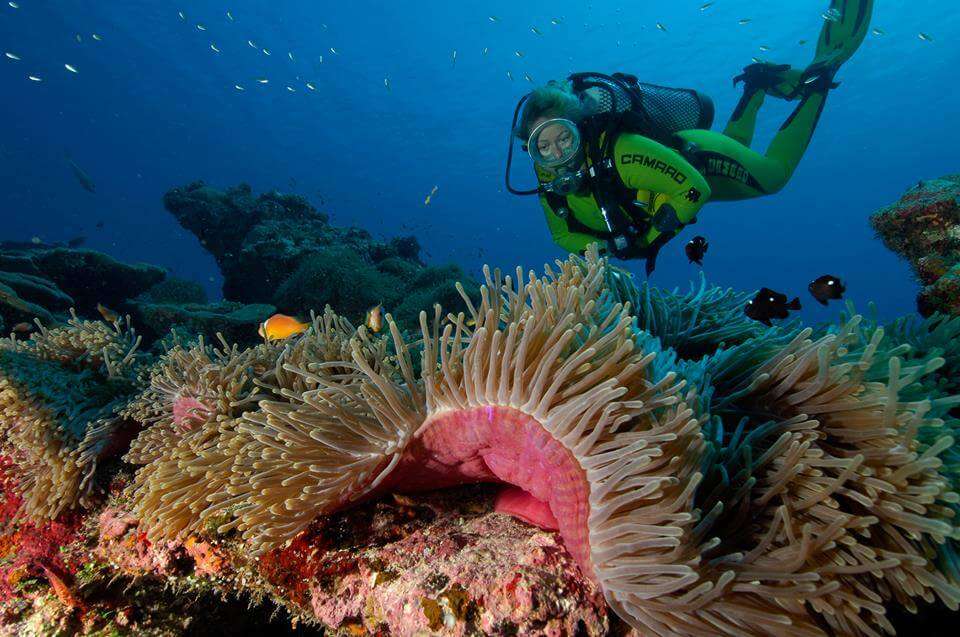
[275,246,477,329]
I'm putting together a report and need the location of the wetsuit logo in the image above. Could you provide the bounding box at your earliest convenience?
[685,188,701,203]
[698,151,764,192]
[620,154,687,185]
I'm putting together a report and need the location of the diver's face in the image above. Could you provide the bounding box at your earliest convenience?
[532,118,576,162]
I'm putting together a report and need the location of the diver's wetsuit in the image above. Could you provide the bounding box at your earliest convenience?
[539,0,871,262]
[539,79,831,257]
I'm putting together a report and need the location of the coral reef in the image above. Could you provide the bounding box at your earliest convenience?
[0,246,165,329]
[163,182,479,328]
[2,247,959,636]
[871,175,960,316]
[130,300,276,346]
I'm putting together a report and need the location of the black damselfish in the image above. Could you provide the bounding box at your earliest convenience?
[685,236,709,265]
[808,274,845,305]
[745,287,801,326]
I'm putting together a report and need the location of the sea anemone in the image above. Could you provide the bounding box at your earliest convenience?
[121,248,960,635]
[122,332,280,542]
[0,313,143,519]
[606,269,772,359]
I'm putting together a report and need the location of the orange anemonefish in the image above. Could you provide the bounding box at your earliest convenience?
[96,302,119,323]
[365,303,383,333]
[258,313,309,341]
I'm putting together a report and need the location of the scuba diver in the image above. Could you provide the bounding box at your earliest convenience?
[505,0,873,274]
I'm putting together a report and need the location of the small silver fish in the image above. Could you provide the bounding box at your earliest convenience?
[482,47,489,55]
[305,82,315,90]
[656,23,667,32]
[64,63,78,73]
[9,1,20,7]
[262,48,271,56]
[506,71,513,81]
[288,51,294,61]
[918,32,933,42]
[550,17,562,25]
[256,78,268,84]
[178,10,185,21]
[759,45,770,52]
[738,18,752,25]
[286,86,295,92]
[27,75,42,82]
[489,16,499,23]
[247,40,257,48]
[700,2,714,10]
[226,11,234,21]
[871,28,885,36]
[531,26,542,35]
[75,34,82,43]
[92,33,103,41]
[234,84,245,91]
[210,44,220,53]
[515,50,524,57]
[329,47,338,54]
[384,77,390,91]
[524,72,533,83]
[196,23,206,31]
[822,8,841,22]
[451,49,457,66]
[5,52,21,61]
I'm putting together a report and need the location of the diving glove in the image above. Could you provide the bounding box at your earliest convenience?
[652,205,682,235]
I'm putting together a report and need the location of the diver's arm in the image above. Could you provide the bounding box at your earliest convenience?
[540,196,604,255]
[613,134,711,244]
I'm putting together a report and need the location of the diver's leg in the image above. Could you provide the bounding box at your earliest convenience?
[679,77,829,200]
[724,63,804,146]
[676,129,790,200]
[763,81,830,184]
[723,89,765,147]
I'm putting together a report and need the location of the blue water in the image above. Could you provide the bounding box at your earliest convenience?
[1,1,958,324]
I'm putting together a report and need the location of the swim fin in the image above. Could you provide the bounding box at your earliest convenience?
[806,0,874,80]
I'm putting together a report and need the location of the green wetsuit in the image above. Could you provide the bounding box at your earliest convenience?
[538,80,829,256]
[539,0,872,258]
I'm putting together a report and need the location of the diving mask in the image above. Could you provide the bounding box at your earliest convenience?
[527,118,582,170]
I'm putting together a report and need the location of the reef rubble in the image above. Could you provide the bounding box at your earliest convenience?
[871,174,960,316]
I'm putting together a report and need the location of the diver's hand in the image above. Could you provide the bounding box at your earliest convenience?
[607,235,645,260]
[651,204,682,235]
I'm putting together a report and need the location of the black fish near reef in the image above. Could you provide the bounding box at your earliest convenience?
[809,274,845,305]
[685,236,708,265]
[745,287,801,326]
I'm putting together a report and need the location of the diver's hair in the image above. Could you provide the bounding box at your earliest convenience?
[515,79,594,141]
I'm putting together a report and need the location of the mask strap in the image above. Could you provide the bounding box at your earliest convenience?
[505,95,540,196]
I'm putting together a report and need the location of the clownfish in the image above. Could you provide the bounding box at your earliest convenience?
[365,304,384,333]
[258,314,309,341]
